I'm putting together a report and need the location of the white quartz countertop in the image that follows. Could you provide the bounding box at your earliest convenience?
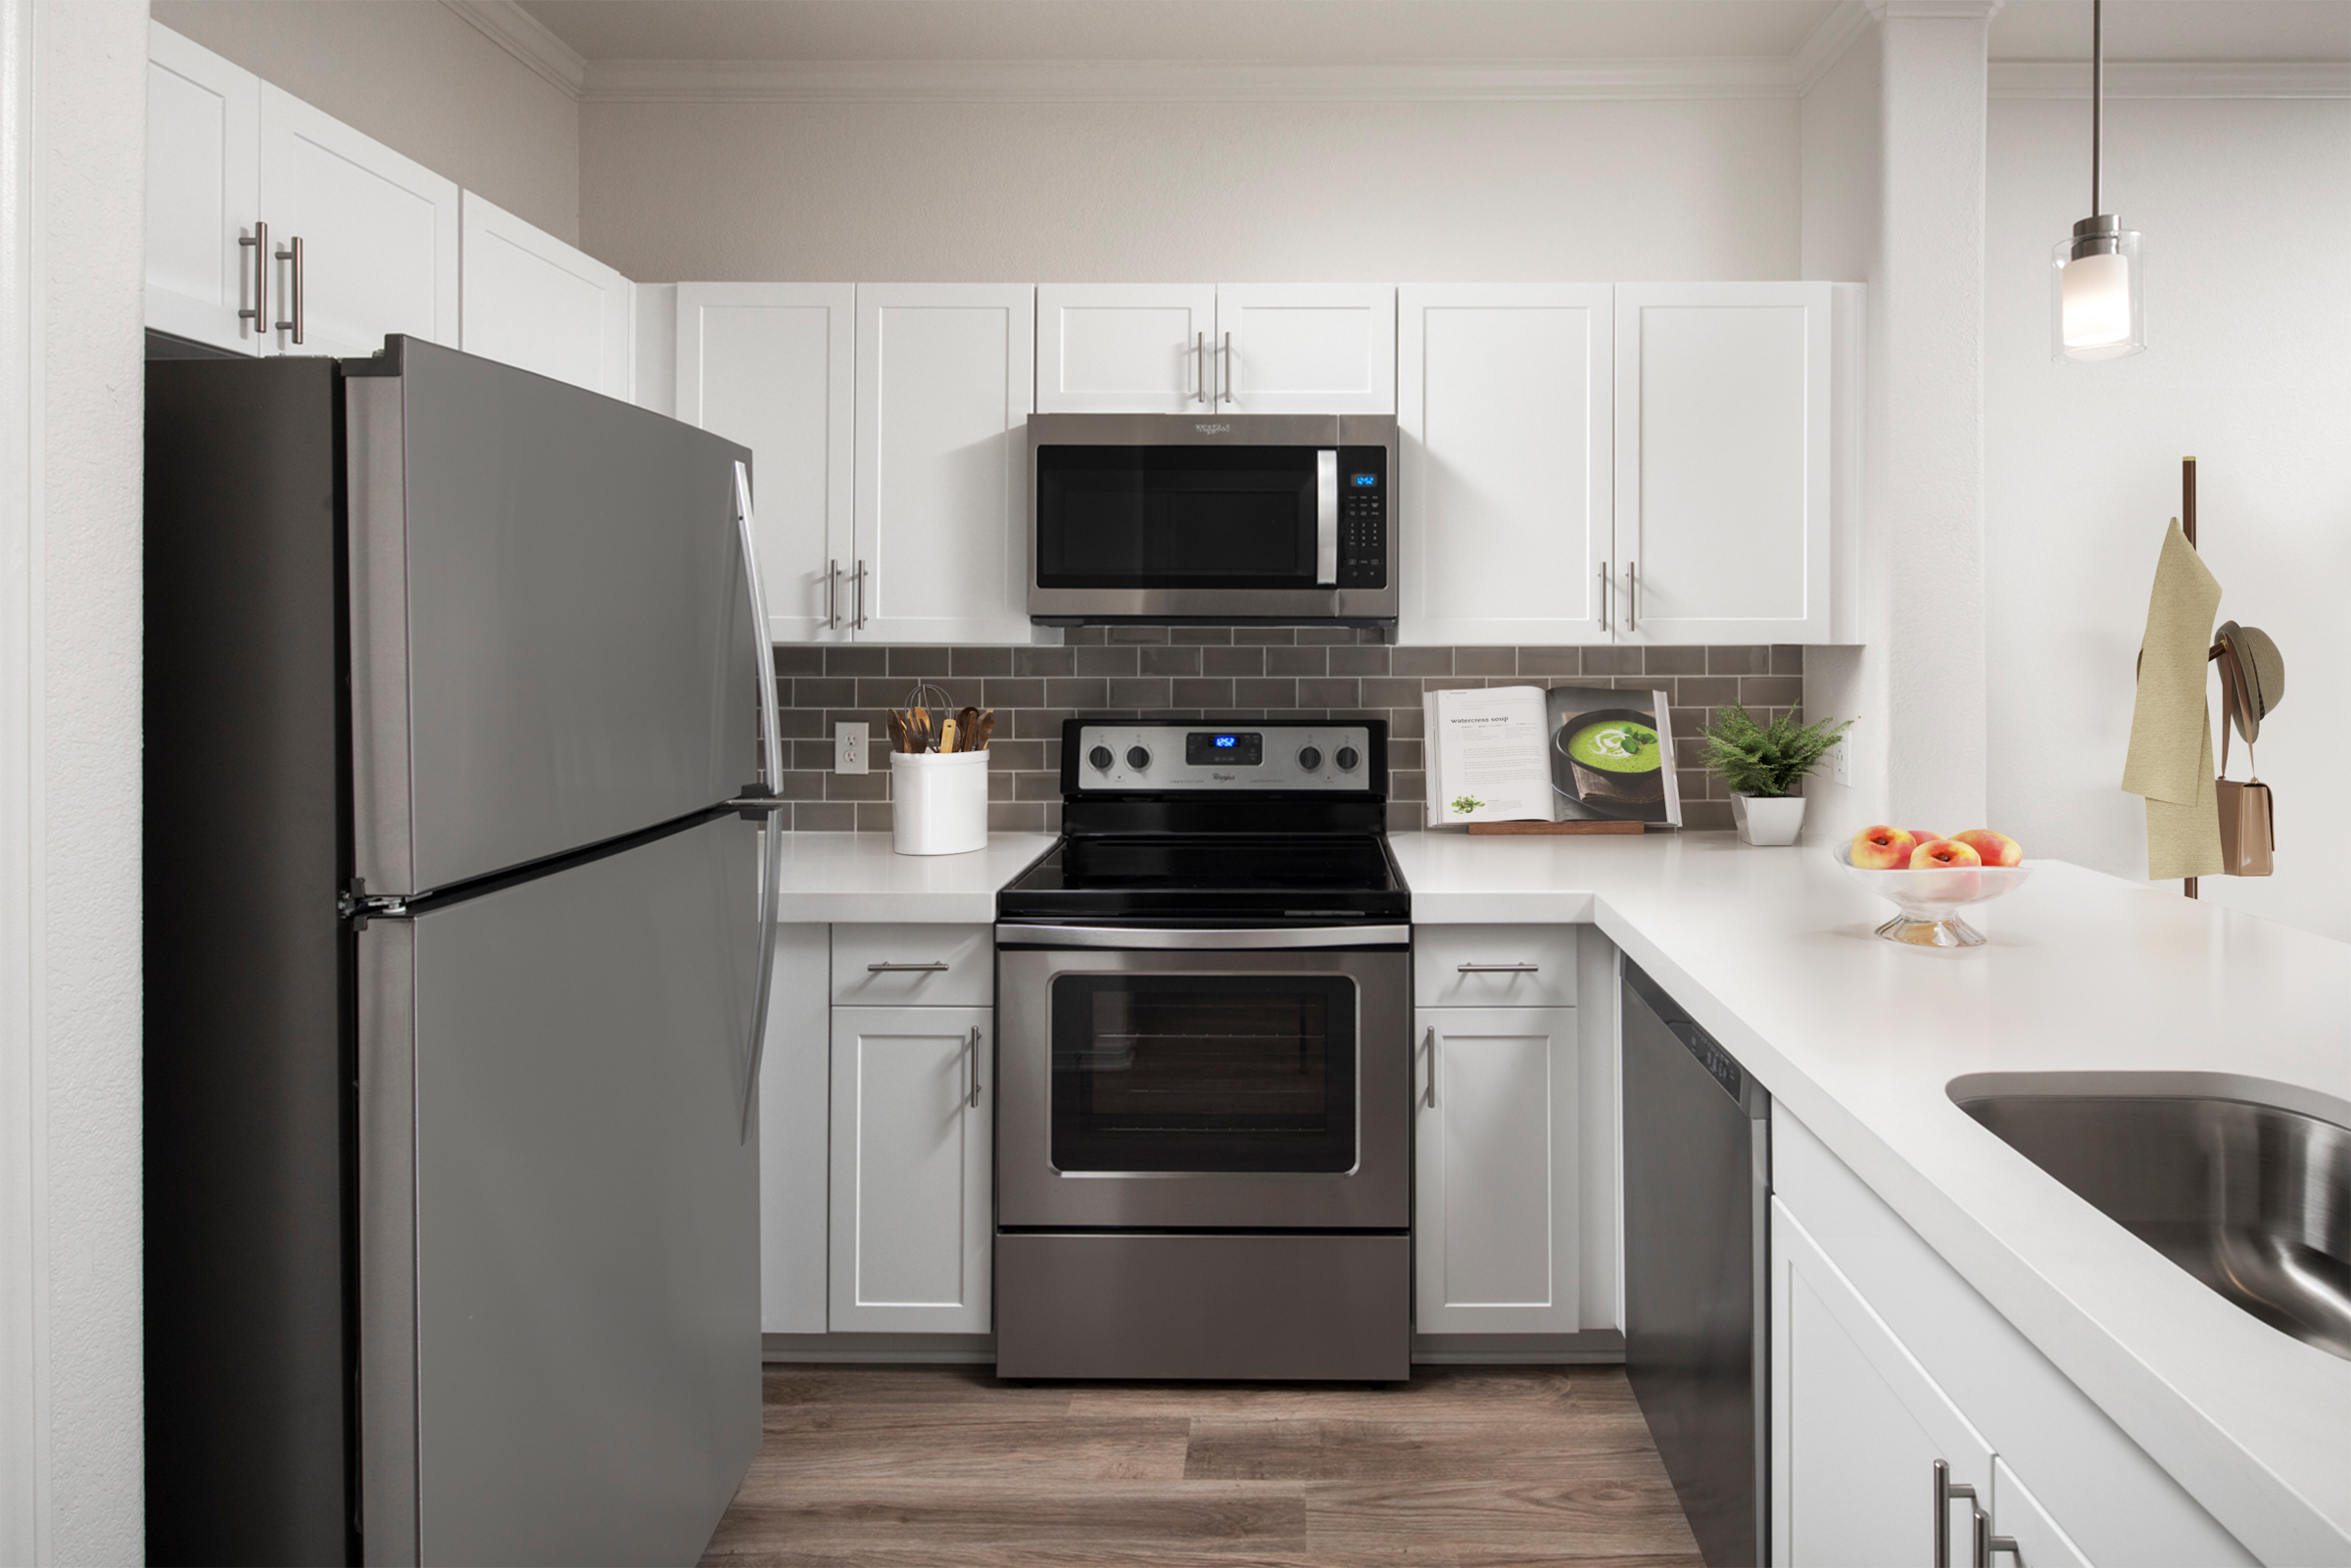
[770,832,1056,924]
[1390,830,2351,1564]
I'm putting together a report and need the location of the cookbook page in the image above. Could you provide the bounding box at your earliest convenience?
[1431,686,1559,825]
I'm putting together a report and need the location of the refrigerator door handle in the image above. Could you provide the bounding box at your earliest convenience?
[735,461,785,1142]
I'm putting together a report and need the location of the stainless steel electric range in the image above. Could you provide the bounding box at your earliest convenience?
[994,718,1412,1382]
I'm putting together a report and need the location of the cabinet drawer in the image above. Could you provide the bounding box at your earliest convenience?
[1414,926,1578,1008]
[832,924,993,1007]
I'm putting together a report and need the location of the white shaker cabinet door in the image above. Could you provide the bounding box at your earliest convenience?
[828,1006,992,1333]
[678,283,856,642]
[1413,1007,1579,1333]
[1771,1196,1994,1568]
[1397,286,1612,645]
[1613,282,1831,644]
[1215,284,1396,414]
[458,191,632,400]
[258,83,459,358]
[1037,284,1219,413]
[757,925,832,1335]
[146,24,262,355]
[853,284,1036,642]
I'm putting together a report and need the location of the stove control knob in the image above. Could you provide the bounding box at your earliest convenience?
[1335,746,1361,772]
[1297,745,1322,772]
[1087,745,1114,772]
[1126,745,1151,771]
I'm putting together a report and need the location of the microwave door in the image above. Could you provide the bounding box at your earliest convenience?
[1035,445,1319,592]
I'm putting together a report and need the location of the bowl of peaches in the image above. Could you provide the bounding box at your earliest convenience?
[1836,826,2029,948]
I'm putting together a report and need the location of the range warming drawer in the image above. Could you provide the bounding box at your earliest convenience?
[996,1232,1409,1381]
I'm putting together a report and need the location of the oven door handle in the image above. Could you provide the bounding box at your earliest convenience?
[994,924,1410,951]
[1315,449,1340,587]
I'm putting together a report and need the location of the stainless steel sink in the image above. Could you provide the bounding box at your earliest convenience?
[1954,1082,2351,1360]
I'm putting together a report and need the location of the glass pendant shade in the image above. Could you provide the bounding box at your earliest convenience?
[2052,216,2144,361]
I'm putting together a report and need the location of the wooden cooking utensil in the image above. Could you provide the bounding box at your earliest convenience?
[969,710,995,751]
[940,716,959,755]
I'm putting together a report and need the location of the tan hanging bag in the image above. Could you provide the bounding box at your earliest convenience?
[2214,639,2275,878]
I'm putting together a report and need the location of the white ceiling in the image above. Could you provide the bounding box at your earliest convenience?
[514,0,2351,65]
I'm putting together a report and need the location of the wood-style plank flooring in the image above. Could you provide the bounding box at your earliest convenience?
[700,1364,1703,1567]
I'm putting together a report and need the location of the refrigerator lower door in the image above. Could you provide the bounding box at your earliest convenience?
[359,813,764,1566]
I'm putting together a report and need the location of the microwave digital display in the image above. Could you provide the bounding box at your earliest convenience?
[1351,474,1377,488]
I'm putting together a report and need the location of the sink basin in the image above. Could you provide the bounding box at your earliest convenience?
[1952,1076,2351,1360]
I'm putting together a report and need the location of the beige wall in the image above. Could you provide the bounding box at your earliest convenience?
[580,95,1800,283]
[151,0,583,245]
[1985,92,2351,939]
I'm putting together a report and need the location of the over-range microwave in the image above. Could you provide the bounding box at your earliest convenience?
[1028,413,1399,625]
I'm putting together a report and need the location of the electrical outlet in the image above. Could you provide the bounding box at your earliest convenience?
[1832,737,1851,786]
[835,722,867,775]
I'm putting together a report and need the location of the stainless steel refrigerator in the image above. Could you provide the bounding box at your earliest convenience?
[145,337,785,1566]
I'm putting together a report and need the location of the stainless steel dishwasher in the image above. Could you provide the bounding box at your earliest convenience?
[1622,959,1770,1568]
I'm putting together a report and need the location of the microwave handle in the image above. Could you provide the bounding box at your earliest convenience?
[1316,450,1339,587]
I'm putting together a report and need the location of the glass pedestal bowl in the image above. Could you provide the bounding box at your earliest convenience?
[1834,842,2033,948]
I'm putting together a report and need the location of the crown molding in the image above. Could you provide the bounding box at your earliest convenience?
[1868,0,2005,18]
[1793,1,1876,97]
[1991,60,2350,99]
[578,56,1803,106]
[443,0,587,100]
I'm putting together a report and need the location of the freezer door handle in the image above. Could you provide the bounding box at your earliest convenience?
[735,461,785,1141]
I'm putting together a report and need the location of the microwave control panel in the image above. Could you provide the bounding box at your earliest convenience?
[1337,447,1387,590]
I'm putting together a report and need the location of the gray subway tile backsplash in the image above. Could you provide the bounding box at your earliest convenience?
[770,630,1805,834]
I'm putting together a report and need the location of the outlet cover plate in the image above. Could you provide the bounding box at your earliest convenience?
[836,722,867,775]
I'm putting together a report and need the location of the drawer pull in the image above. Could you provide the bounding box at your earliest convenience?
[1457,963,1540,974]
[868,961,950,974]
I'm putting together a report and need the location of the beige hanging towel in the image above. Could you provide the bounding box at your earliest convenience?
[2122,519,2224,879]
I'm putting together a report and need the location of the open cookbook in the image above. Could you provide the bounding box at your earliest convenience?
[1422,685,1683,829]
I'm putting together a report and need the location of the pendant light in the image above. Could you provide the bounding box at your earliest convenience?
[2052,0,2145,359]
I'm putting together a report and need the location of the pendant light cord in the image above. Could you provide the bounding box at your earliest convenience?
[2091,0,2104,215]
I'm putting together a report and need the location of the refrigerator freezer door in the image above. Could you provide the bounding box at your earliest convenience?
[350,338,760,897]
[359,813,763,1565]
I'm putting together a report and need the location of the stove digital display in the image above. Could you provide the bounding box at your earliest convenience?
[1184,731,1263,766]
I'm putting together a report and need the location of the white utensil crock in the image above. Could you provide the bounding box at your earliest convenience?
[891,749,989,855]
[1732,793,1807,846]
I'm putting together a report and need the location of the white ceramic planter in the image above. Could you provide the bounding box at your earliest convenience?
[891,749,989,855]
[1731,792,1807,846]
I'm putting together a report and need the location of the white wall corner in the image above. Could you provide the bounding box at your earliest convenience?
[1794,2,1877,98]
[441,0,586,102]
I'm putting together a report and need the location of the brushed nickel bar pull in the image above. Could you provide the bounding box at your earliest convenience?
[1458,963,1540,974]
[868,961,950,974]
[274,234,304,344]
[1194,331,1206,404]
[1599,560,1610,633]
[826,558,840,630]
[1935,1460,1982,1568]
[1627,558,1639,633]
[1425,1024,1437,1108]
[966,1024,984,1108]
[1221,331,1233,405]
[854,558,868,631]
[239,220,267,340]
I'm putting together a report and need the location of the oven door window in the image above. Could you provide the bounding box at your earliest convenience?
[1035,446,1318,590]
[1049,974,1357,1173]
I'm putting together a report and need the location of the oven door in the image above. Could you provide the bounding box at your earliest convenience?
[997,936,1410,1230]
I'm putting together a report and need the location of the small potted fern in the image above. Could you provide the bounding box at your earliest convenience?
[1701,704,1852,845]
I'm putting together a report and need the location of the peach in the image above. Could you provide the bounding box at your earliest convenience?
[1850,826,1919,870]
[1906,831,1941,847]
[1909,838,1982,870]
[1950,829,2023,868]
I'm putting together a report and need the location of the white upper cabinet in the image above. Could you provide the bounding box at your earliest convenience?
[676,283,856,642]
[1398,286,1613,645]
[256,83,459,359]
[146,24,262,355]
[1414,1005,1580,1334]
[1614,282,1832,644]
[458,191,632,400]
[1216,283,1396,414]
[854,284,1036,643]
[1035,284,1219,413]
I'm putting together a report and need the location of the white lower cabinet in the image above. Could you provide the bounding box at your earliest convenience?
[1774,1107,2253,1567]
[828,1003,993,1334]
[1413,1005,1579,1333]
